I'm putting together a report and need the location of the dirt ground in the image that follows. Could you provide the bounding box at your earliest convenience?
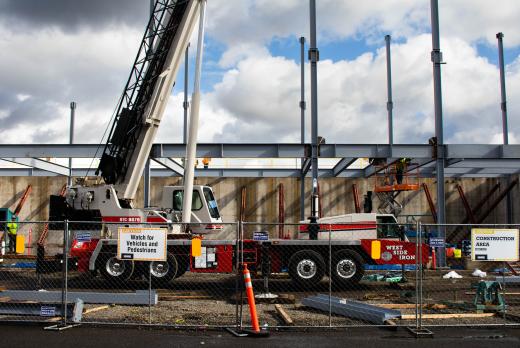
[1,265,519,327]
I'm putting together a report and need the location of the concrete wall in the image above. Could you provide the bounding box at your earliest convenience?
[1,175,518,227]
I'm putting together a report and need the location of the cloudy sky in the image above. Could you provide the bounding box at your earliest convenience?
[0,0,519,147]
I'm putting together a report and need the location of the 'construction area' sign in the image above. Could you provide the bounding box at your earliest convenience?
[471,229,519,262]
[117,227,167,261]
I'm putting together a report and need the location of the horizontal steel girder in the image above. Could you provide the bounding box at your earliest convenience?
[302,294,401,325]
[152,158,184,176]
[1,143,520,159]
[2,157,70,176]
[2,290,158,305]
[0,167,510,178]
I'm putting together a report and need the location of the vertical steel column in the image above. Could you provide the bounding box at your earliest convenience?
[146,0,154,294]
[68,102,76,186]
[385,35,394,146]
[497,32,513,224]
[430,0,446,266]
[299,37,306,221]
[497,33,509,145]
[182,0,207,223]
[183,43,190,145]
[309,0,320,219]
[144,159,150,208]
[352,184,361,214]
[143,0,155,209]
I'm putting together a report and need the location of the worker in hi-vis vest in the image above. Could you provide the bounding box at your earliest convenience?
[6,216,18,253]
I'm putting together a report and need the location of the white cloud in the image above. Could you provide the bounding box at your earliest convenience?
[1,1,520,150]
[0,23,142,144]
[440,0,520,47]
[207,33,520,145]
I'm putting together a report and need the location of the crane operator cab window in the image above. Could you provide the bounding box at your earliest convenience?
[376,215,403,240]
[203,187,221,219]
[172,190,203,211]
[170,188,222,221]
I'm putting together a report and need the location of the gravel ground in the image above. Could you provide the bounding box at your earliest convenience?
[2,266,520,327]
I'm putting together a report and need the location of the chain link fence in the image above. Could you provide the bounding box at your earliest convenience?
[417,223,520,328]
[0,221,519,329]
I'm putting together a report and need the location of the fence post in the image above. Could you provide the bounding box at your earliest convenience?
[328,223,332,327]
[415,221,419,330]
[239,221,244,330]
[502,260,507,325]
[148,259,152,325]
[234,221,240,329]
[418,222,423,329]
[62,219,69,326]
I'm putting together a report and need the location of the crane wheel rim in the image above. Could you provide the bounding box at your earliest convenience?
[336,259,356,279]
[106,257,126,277]
[296,259,317,279]
[150,261,170,278]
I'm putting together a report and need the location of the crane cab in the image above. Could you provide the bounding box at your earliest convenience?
[161,185,223,233]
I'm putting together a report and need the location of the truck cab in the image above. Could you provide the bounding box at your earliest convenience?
[161,185,223,233]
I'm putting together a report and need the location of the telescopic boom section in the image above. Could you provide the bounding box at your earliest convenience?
[96,0,200,201]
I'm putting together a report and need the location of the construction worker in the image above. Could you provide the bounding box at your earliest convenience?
[7,216,18,253]
[395,158,410,185]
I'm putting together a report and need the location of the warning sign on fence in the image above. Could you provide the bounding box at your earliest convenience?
[117,227,167,261]
[471,229,519,262]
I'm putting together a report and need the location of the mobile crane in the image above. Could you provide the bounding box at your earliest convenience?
[55,0,428,288]
[48,0,222,283]
[51,0,221,231]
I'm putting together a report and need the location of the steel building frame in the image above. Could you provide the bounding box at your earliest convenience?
[0,143,519,178]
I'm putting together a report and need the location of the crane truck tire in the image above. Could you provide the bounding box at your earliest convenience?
[174,254,189,279]
[331,249,364,288]
[98,253,135,284]
[149,252,178,287]
[288,250,326,288]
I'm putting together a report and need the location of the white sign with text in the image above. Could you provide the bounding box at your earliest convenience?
[471,229,519,262]
[117,228,167,261]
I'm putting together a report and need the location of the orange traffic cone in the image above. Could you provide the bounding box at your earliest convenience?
[226,264,269,338]
[243,264,260,333]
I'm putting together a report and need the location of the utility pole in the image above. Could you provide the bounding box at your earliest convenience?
[430,0,446,267]
[309,0,320,220]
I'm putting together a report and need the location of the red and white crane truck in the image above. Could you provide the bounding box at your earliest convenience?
[48,0,428,288]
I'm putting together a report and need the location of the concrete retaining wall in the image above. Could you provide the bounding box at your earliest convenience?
[1,175,517,229]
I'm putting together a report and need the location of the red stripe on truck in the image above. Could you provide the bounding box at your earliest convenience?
[146,216,168,223]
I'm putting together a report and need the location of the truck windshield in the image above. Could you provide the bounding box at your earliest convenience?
[172,190,203,211]
[203,187,221,219]
[376,216,401,239]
